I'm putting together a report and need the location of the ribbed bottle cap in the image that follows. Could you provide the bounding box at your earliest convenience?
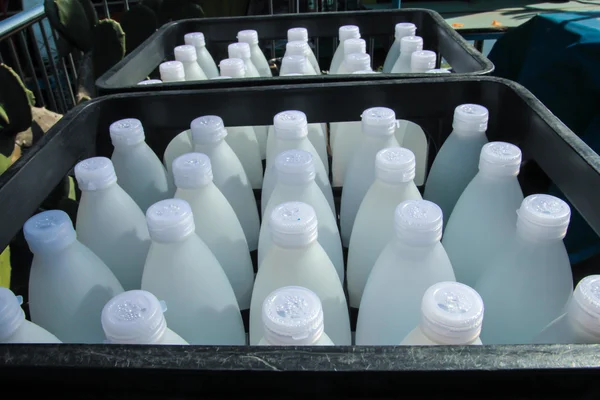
[361,107,397,136]
[0,288,25,340]
[146,198,196,243]
[400,36,423,53]
[286,40,311,57]
[109,118,145,147]
[516,194,571,241]
[452,104,489,133]
[269,202,318,248]
[23,210,77,253]
[237,29,259,45]
[102,290,168,344]
[262,286,325,345]
[173,152,213,189]
[75,157,117,191]
[159,61,185,82]
[280,55,307,75]
[219,58,246,78]
[420,282,484,345]
[191,115,228,145]
[228,42,251,59]
[288,27,308,42]
[274,110,309,139]
[478,142,522,177]
[410,50,437,73]
[568,275,600,338]
[375,147,416,183]
[394,199,443,245]
[339,25,360,42]
[137,79,163,85]
[174,45,197,62]
[344,53,371,73]
[275,149,316,185]
[395,22,417,40]
[426,69,451,74]
[343,38,366,55]
[184,32,206,47]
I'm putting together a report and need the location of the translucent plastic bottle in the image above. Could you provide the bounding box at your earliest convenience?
[173,153,254,311]
[285,41,318,75]
[382,23,417,73]
[109,118,172,212]
[259,150,343,282]
[342,53,372,74]
[191,115,260,251]
[159,61,185,82]
[258,286,334,345]
[238,29,272,77]
[0,287,61,343]
[25,210,124,343]
[534,275,600,344]
[263,110,334,214]
[347,147,422,308]
[102,290,188,345]
[410,50,437,73]
[423,104,489,227]
[476,194,573,345]
[426,69,451,74]
[356,200,456,345]
[228,42,260,78]
[335,38,366,75]
[251,202,351,345]
[280,54,308,76]
[224,121,263,190]
[331,119,362,186]
[138,79,162,85]
[141,199,245,345]
[400,282,484,345]
[329,25,360,74]
[391,36,423,73]
[443,142,524,287]
[287,27,320,74]
[219,57,246,78]
[184,32,219,79]
[340,107,400,246]
[174,45,208,81]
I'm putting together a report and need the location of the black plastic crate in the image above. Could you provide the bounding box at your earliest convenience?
[2,77,600,397]
[96,9,494,94]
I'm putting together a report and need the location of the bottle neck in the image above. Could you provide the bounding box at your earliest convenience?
[393,236,438,254]
[452,129,486,138]
[375,177,414,188]
[34,238,78,260]
[112,141,145,153]
[515,226,564,245]
[272,237,318,251]
[80,182,119,197]
[476,170,518,181]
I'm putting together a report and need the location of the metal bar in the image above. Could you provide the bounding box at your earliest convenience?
[123,0,130,10]
[0,52,4,63]
[0,4,44,42]
[315,37,320,65]
[368,37,375,60]
[18,30,44,107]
[51,28,75,108]
[103,0,111,19]
[39,21,67,113]
[269,0,275,58]
[7,37,26,80]
[474,39,484,53]
[68,53,78,81]
[28,24,57,111]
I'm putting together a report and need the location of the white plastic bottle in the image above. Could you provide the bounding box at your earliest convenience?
[228,42,260,78]
[340,107,400,246]
[284,41,318,75]
[238,29,272,77]
[423,104,489,227]
[109,118,172,212]
[258,286,334,345]
[173,153,254,311]
[191,115,260,251]
[335,38,366,75]
[224,122,263,190]
[427,69,451,74]
[24,210,124,343]
[102,290,188,345]
[141,199,245,345]
[0,287,61,343]
[259,150,343,282]
[476,194,573,345]
[263,110,334,214]
[347,147,422,308]
[356,200,456,345]
[534,275,600,344]
[410,50,437,73]
[391,36,423,73]
[287,27,320,74]
[280,54,308,76]
[382,22,417,73]
[174,45,208,81]
[219,57,245,78]
[342,53,372,74]
[184,32,219,79]
[138,79,162,85]
[331,119,362,186]
[329,25,360,74]
[159,61,185,82]
[251,202,351,345]
[443,142,524,287]
[400,282,484,345]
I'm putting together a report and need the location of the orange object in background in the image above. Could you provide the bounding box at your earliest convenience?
[452,23,465,28]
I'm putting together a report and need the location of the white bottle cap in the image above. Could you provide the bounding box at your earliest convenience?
[146,198,196,243]
[219,58,246,78]
[452,104,489,133]
[426,69,451,74]
[281,55,307,75]
[361,107,397,136]
[344,53,372,73]
[395,22,417,40]
[75,157,117,191]
[109,118,145,147]
[174,44,197,62]
[288,27,308,42]
[137,79,163,85]
[274,110,309,139]
[269,202,318,247]
[0,287,25,340]
[420,281,484,345]
[191,115,228,145]
[394,199,443,245]
[516,194,571,241]
[286,40,311,57]
[410,50,437,73]
[400,36,423,53]
[375,147,416,183]
[275,149,316,184]
[228,42,251,60]
[23,209,77,253]
[262,286,325,345]
[478,142,522,177]
[159,61,185,82]
[172,152,213,189]
[339,25,360,42]
[184,32,206,47]
[568,275,600,338]
[237,29,259,45]
[101,290,168,344]
[343,38,366,55]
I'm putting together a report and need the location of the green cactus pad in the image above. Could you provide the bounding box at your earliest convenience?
[121,5,158,54]
[159,0,204,24]
[0,64,34,145]
[92,19,126,79]
[78,0,99,30]
[44,0,93,52]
